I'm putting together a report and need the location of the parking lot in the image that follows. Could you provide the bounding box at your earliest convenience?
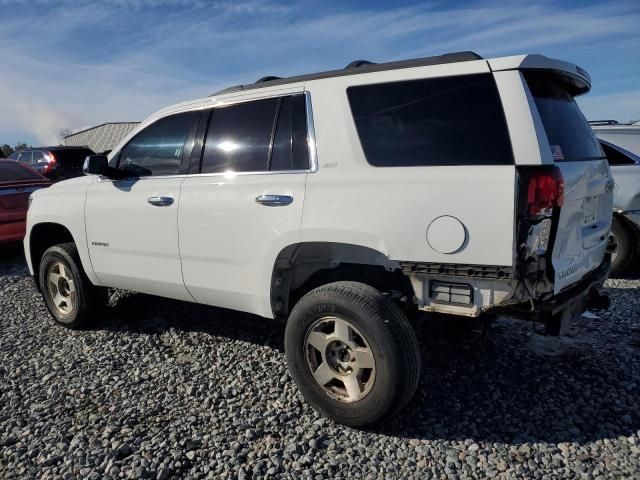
[1,244,639,479]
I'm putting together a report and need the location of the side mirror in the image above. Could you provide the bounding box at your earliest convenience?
[83,155,109,176]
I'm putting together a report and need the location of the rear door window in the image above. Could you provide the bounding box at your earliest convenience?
[270,95,310,171]
[201,95,309,174]
[201,98,279,174]
[347,74,514,167]
[525,71,604,162]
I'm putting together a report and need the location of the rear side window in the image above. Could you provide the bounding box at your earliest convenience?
[118,111,197,177]
[525,71,604,162]
[201,94,309,174]
[347,74,514,167]
[53,148,95,164]
[32,151,44,163]
[0,162,43,181]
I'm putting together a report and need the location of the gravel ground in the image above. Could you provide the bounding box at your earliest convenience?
[1,245,639,479]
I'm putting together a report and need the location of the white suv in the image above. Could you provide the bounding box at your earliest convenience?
[25,51,614,426]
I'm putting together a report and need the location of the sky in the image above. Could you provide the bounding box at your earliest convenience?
[0,0,638,146]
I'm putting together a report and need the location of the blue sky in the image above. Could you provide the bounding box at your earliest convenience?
[1,0,638,146]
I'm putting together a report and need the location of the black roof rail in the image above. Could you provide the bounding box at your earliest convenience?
[589,120,620,125]
[213,84,245,95]
[345,60,376,69]
[256,76,282,83]
[209,51,483,96]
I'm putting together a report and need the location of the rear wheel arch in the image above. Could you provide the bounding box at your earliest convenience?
[270,242,415,319]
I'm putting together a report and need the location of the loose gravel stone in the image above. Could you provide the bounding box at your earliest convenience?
[1,245,639,478]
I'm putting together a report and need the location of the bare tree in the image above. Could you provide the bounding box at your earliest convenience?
[59,128,73,142]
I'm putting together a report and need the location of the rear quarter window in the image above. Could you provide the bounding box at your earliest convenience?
[347,73,514,167]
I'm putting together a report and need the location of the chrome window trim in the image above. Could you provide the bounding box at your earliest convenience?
[100,90,318,182]
[97,169,312,182]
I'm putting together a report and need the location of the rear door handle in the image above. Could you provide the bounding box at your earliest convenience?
[256,194,293,206]
[147,196,174,207]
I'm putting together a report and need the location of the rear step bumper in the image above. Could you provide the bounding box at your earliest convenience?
[501,255,611,335]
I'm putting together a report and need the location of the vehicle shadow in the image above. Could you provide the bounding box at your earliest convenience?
[97,290,286,352]
[381,307,640,444]
[100,290,640,445]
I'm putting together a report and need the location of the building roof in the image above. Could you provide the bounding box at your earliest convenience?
[64,122,139,139]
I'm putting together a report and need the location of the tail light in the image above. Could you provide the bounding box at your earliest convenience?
[42,151,57,175]
[527,167,564,217]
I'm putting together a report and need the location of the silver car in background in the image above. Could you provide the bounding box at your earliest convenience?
[591,121,640,275]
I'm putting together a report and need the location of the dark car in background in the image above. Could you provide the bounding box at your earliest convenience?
[8,146,95,181]
[0,160,51,244]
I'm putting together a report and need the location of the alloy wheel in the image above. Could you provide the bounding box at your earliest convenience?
[304,316,376,403]
[47,262,76,315]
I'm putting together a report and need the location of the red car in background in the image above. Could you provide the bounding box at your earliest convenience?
[0,160,51,244]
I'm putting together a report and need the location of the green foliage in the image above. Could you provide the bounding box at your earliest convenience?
[0,144,13,157]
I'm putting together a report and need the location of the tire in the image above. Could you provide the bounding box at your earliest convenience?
[610,217,635,276]
[38,242,108,328]
[285,281,420,427]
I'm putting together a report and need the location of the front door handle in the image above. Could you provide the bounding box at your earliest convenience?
[147,196,174,207]
[256,194,293,206]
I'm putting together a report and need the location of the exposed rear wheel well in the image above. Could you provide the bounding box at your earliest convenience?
[30,223,75,277]
[271,242,415,319]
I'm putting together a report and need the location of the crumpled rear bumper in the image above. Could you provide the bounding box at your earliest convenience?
[500,256,611,335]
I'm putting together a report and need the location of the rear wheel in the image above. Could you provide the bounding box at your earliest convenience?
[285,281,420,427]
[610,217,635,276]
[39,243,108,328]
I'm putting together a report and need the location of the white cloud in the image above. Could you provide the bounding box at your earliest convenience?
[577,91,640,123]
[0,0,638,145]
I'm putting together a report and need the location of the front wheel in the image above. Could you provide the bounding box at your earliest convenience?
[39,243,108,328]
[285,281,420,427]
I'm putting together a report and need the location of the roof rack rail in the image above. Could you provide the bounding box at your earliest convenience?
[209,51,483,97]
[345,60,376,69]
[256,76,282,83]
[589,120,620,125]
[213,84,246,95]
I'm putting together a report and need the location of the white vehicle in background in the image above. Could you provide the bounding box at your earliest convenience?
[591,120,640,156]
[25,51,613,426]
[590,123,640,274]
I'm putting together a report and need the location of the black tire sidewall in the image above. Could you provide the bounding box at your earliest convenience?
[611,218,634,275]
[39,246,86,327]
[285,288,402,426]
